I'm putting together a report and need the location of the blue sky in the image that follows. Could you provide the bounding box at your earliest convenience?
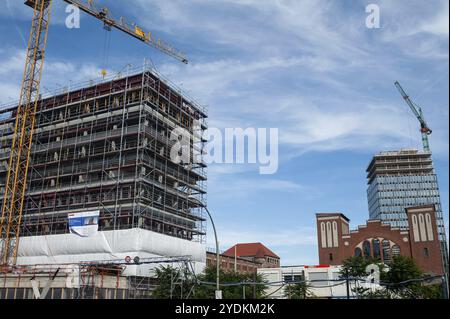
[0,0,448,265]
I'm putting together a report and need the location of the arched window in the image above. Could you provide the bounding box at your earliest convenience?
[418,214,427,242]
[391,245,401,257]
[332,221,339,247]
[326,222,333,248]
[354,248,362,257]
[382,239,391,263]
[320,222,327,248]
[425,214,434,241]
[363,240,371,258]
[372,239,381,259]
[412,215,420,242]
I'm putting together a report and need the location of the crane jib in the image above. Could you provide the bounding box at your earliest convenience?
[394,81,432,153]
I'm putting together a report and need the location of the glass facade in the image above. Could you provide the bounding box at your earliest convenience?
[367,174,443,231]
[366,150,448,271]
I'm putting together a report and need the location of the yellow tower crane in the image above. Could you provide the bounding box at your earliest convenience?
[0,0,188,266]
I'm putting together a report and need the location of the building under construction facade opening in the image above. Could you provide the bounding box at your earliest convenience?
[0,67,207,276]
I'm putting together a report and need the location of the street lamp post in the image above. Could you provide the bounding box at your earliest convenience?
[204,207,221,299]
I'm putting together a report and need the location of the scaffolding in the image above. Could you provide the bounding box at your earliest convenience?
[0,255,195,299]
[0,65,208,247]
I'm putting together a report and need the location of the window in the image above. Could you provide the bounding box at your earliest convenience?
[391,245,401,257]
[382,240,391,263]
[412,215,420,242]
[363,240,371,258]
[423,248,429,258]
[329,253,333,261]
[425,214,434,241]
[309,272,328,288]
[283,275,303,283]
[326,222,333,248]
[332,221,339,247]
[320,222,327,248]
[418,214,427,242]
[372,239,381,259]
[283,275,293,283]
[354,248,362,257]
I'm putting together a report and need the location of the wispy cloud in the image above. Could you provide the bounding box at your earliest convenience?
[0,48,104,107]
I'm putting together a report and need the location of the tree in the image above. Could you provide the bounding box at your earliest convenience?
[384,256,442,299]
[152,265,196,299]
[339,256,382,299]
[339,256,383,279]
[339,255,443,299]
[385,255,422,284]
[283,282,315,299]
[152,265,269,299]
[193,266,268,299]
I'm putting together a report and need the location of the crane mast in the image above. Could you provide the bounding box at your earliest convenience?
[0,0,52,266]
[0,0,188,266]
[394,81,432,153]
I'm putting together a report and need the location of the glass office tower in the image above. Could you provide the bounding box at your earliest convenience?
[367,149,448,270]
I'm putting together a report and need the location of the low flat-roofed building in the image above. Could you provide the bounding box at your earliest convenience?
[258,265,380,299]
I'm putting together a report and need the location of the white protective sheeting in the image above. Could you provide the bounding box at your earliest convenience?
[16,228,206,276]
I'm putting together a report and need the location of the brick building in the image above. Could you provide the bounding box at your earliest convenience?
[316,205,444,275]
[206,251,261,274]
[223,243,280,268]
[206,243,280,274]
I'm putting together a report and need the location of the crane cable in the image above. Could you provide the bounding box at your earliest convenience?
[101,25,111,78]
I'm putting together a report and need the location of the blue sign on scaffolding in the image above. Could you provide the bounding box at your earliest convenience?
[68,211,100,237]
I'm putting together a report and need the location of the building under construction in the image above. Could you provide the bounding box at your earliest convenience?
[367,149,448,272]
[0,66,208,297]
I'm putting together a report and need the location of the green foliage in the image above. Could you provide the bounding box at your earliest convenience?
[283,282,315,299]
[359,288,394,299]
[384,256,422,283]
[193,266,268,299]
[339,256,384,278]
[382,256,441,299]
[152,265,196,299]
[152,265,268,299]
[339,255,444,299]
[408,284,444,299]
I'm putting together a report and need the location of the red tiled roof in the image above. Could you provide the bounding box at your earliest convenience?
[223,243,280,259]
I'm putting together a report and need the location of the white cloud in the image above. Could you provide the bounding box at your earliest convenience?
[0,83,20,106]
[380,0,449,37]
[420,2,449,37]
[0,50,25,106]
[377,0,449,59]
[128,0,447,159]
[158,56,337,104]
[156,54,448,158]
[0,50,26,76]
[0,49,104,109]
[2,0,30,18]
